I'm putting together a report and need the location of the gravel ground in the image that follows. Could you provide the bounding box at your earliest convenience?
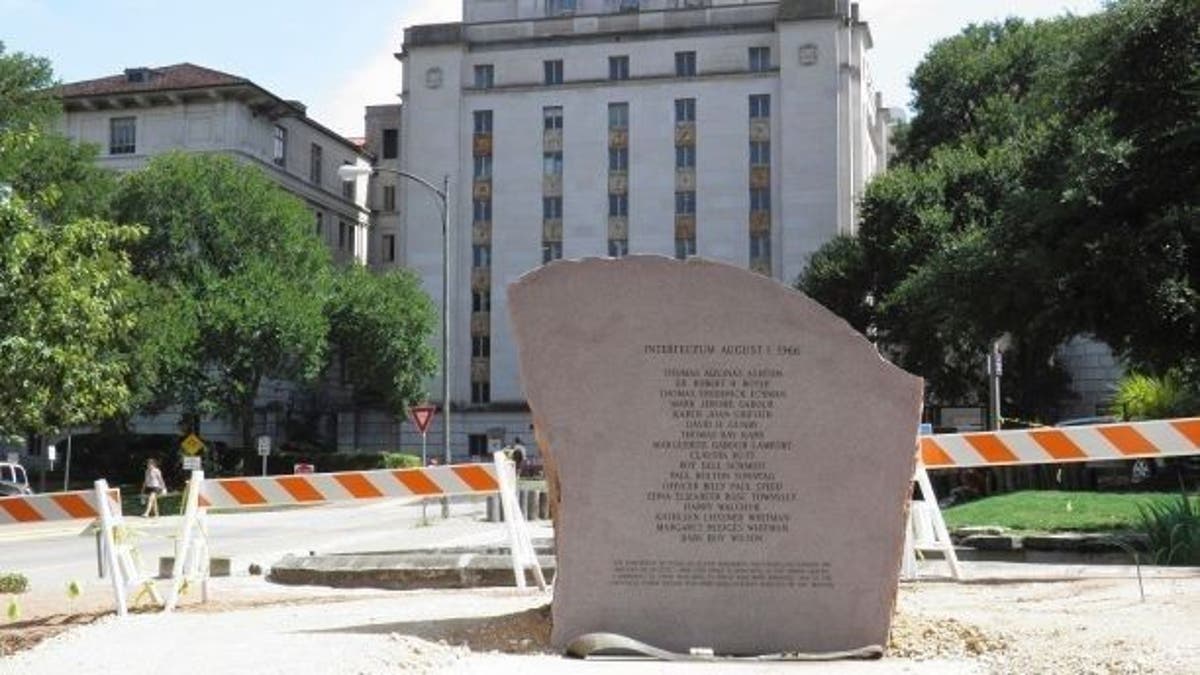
[2,565,1197,674]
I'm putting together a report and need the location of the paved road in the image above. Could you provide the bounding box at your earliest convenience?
[0,496,516,594]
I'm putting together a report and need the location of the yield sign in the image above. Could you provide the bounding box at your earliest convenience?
[409,404,437,435]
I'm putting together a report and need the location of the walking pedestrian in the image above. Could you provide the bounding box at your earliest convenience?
[142,458,165,518]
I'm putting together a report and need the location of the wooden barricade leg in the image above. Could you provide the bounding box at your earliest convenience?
[165,470,209,611]
[94,479,128,616]
[492,452,548,591]
[912,464,964,580]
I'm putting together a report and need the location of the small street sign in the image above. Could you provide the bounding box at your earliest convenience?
[256,435,272,457]
[182,456,202,471]
[181,434,205,456]
[409,405,437,435]
[46,444,57,462]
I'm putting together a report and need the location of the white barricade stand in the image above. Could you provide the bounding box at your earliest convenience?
[901,463,963,581]
[164,470,210,612]
[492,451,548,591]
[93,479,162,615]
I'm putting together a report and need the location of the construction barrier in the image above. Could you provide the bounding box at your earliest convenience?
[197,463,501,509]
[93,479,160,616]
[0,487,121,525]
[920,417,1200,468]
[162,457,546,610]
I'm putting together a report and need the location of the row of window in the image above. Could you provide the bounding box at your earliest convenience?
[471,47,771,88]
[472,95,769,135]
[459,227,773,263]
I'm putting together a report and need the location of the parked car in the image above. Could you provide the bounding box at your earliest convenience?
[0,462,32,495]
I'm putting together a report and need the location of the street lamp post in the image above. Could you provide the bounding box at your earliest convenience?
[338,165,452,514]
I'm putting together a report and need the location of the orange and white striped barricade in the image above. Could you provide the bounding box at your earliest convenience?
[903,417,1200,581]
[164,470,210,612]
[194,461,546,594]
[0,486,120,527]
[919,417,1200,469]
[93,479,161,616]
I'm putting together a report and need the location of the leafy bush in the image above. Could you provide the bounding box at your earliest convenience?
[0,573,29,594]
[1113,371,1199,420]
[1138,488,1200,565]
[382,453,422,469]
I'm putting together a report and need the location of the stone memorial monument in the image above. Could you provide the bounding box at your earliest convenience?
[509,257,923,656]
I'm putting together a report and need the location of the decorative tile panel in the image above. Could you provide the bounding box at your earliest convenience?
[543,218,563,241]
[472,134,492,156]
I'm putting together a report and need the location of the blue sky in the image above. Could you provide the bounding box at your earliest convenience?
[2,0,1105,137]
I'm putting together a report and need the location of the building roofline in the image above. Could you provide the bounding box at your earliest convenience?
[55,64,368,158]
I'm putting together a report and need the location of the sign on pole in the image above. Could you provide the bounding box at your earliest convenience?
[182,456,202,471]
[181,434,205,457]
[257,435,271,477]
[409,405,437,435]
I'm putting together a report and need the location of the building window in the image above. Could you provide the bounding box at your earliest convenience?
[382,185,396,212]
[608,194,628,218]
[543,152,563,176]
[310,144,323,184]
[543,106,563,130]
[338,220,347,249]
[382,234,396,262]
[342,164,355,200]
[750,187,771,212]
[675,98,696,123]
[473,245,491,268]
[314,211,323,237]
[473,199,491,222]
[750,94,771,119]
[382,128,398,159]
[543,59,563,85]
[609,55,629,81]
[675,145,696,169]
[473,64,494,89]
[273,125,287,166]
[109,117,136,155]
[675,238,697,260]
[472,291,491,312]
[608,102,629,129]
[542,241,563,263]
[546,0,577,16]
[543,196,563,219]
[472,335,491,358]
[472,382,490,404]
[609,147,628,171]
[675,191,696,215]
[469,434,489,456]
[749,46,771,72]
[608,239,629,258]
[675,51,696,77]
[750,232,771,260]
[750,140,770,165]
[473,110,493,134]
[474,155,492,179]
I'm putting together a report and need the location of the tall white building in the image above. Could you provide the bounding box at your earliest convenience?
[391,0,891,457]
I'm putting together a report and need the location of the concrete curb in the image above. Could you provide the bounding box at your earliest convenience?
[268,552,557,590]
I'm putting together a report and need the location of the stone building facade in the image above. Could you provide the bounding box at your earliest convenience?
[385,0,892,457]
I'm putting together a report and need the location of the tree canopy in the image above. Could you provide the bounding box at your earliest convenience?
[326,264,438,414]
[0,44,139,440]
[800,0,1199,422]
[112,152,334,450]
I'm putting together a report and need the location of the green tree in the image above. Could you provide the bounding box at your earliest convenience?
[0,42,55,133]
[112,153,333,451]
[0,196,143,437]
[801,0,1199,420]
[326,265,438,413]
[0,45,139,442]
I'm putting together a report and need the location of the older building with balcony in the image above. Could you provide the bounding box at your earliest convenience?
[55,63,371,265]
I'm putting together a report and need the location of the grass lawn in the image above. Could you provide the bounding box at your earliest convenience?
[942,490,1198,533]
